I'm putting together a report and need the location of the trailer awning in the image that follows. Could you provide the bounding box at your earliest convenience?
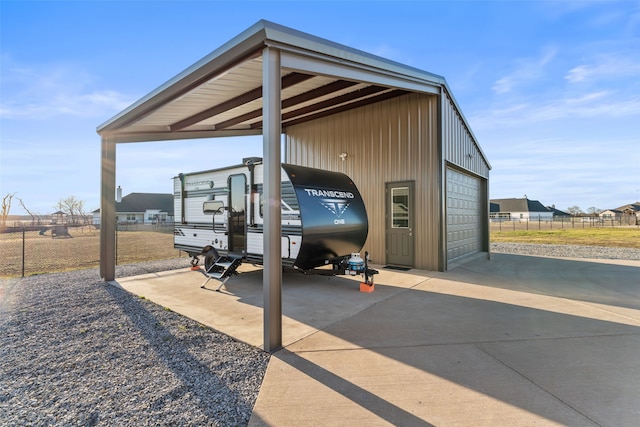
[97,20,444,143]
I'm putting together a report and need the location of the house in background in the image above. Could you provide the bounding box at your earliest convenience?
[546,205,571,217]
[600,202,640,223]
[490,197,554,222]
[93,193,174,226]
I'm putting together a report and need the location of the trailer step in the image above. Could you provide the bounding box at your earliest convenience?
[214,260,236,269]
[200,255,243,291]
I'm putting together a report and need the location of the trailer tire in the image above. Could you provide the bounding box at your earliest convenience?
[203,247,221,273]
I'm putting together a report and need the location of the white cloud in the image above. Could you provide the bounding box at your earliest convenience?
[470,88,640,130]
[0,57,135,119]
[566,54,640,83]
[492,48,557,94]
[525,90,640,121]
[484,133,640,209]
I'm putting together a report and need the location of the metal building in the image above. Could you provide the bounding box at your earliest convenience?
[97,20,491,350]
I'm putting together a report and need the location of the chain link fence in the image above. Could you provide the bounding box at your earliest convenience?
[0,224,184,278]
[490,216,639,232]
[4,217,637,278]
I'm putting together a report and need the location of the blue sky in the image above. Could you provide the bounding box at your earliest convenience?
[1,0,639,215]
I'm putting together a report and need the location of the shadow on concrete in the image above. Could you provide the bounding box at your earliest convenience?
[117,254,640,425]
[262,349,436,426]
[256,255,640,425]
[453,253,640,310]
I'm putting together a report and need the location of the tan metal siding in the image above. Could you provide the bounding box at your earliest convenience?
[442,91,489,178]
[442,90,490,267]
[286,93,441,271]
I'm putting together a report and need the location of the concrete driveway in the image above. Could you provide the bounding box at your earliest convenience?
[117,253,640,426]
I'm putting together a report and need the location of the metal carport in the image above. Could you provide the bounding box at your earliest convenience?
[97,20,467,351]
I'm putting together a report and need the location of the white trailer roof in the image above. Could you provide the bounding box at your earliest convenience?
[97,20,448,143]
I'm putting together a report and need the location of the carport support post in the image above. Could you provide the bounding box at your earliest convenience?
[100,137,116,281]
[262,46,283,352]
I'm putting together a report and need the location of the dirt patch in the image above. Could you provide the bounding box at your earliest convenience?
[0,228,183,277]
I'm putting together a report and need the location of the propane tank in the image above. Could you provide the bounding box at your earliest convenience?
[348,253,365,274]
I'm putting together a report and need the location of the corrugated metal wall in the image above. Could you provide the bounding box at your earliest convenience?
[442,88,491,260]
[285,93,442,270]
[442,89,490,178]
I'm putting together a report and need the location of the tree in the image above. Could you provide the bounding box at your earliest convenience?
[1,193,16,226]
[566,206,583,216]
[18,198,43,225]
[56,196,89,225]
[586,206,601,215]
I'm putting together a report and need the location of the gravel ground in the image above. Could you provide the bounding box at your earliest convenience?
[491,242,640,260]
[0,259,270,426]
[2,245,639,426]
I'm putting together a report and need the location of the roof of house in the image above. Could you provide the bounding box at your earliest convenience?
[546,206,571,216]
[613,202,640,212]
[547,205,571,216]
[490,198,551,213]
[118,193,174,214]
[93,193,174,214]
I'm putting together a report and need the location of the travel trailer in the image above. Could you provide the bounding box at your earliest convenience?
[174,158,377,289]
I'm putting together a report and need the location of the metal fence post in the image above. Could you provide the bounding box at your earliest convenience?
[22,226,25,278]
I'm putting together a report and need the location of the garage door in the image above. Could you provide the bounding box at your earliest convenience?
[446,167,482,263]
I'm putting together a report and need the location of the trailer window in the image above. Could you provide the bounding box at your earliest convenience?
[203,200,224,214]
[259,194,290,217]
[258,181,299,217]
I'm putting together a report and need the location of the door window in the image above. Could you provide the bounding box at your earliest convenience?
[391,187,410,228]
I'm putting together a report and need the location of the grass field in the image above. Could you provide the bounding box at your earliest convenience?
[0,228,183,278]
[491,227,640,249]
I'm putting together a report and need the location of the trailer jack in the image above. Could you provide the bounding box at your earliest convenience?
[190,255,201,270]
[361,251,378,291]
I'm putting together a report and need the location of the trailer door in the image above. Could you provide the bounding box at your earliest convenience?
[228,174,247,256]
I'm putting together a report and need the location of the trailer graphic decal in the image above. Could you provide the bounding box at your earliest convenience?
[303,188,355,199]
[319,198,351,218]
[185,180,214,190]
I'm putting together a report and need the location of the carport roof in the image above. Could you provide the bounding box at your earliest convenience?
[96,20,449,143]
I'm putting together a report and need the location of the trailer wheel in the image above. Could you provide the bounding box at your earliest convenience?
[203,247,220,273]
